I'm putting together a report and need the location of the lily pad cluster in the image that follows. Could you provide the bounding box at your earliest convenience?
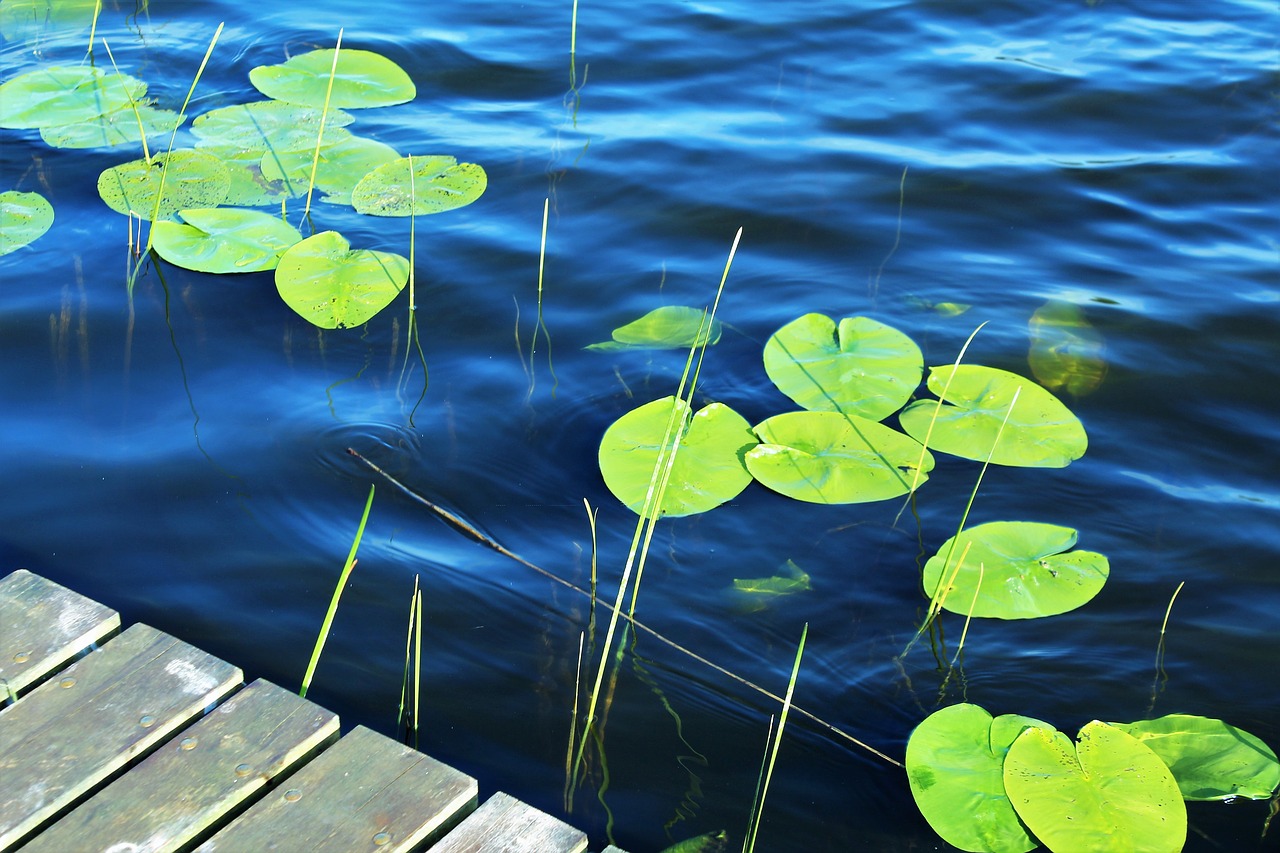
[598,311,1087,518]
[906,703,1280,853]
[1,43,486,328]
[0,190,53,255]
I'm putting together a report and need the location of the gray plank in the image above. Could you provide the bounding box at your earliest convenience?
[197,725,476,852]
[0,569,119,701]
[0,622,241,850]
[22,679,337,853]
[431,791,588,853]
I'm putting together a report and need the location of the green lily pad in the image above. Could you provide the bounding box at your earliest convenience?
[906,703,1045,853]
[350,155,487,217]
[763,313,922,421]
[274,231,409,329]
[1028,300,1108,397]
[598,396,757,518]
[745,410,933,504]
[1004,721,1186,853]
[729,559,811,613]
[39,103,183,149]
[196,145,298,207]
[0,190,54,256]
[259,134,401,205]
[0,65,146,129]
[249,48,416,109]
[899,364,1088,468]
[586,306,722,351]
[152,208,303,274]
[922,521,1108,620]
[1110,714,1280,801]
[96,149,230,221]
[191,100,354,153]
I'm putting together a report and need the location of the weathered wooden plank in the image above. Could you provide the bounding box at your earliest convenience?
[431,791,588,853]
[21,678,338,853]
[0,569,119,701]
[600,847,632,853]
[197,725,476,852]
[0,622,241,850]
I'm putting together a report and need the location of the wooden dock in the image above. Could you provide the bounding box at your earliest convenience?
[0,569,628,853]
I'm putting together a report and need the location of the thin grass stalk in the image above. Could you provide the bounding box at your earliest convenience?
[569,0,580,88]
[526,197,556,400]
[951,562,983,666]
[1148,580,1185,714]
[743,622,807,853]
[742,714,774,853]
[397,574,419,732]
[413,584,422,743]
[84,0,102,62]
[301,29,342,226]
[564,631,585,811]
[99,39,150,162]
[300,483,374,698]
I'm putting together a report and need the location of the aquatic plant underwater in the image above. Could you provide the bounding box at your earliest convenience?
[2,4,1277,852]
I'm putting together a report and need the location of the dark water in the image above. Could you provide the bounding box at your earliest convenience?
[3,1,1278,850]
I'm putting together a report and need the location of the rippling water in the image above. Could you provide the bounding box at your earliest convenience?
[3,0,1277,849]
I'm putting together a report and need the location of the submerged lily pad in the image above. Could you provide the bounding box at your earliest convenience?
[259,134,401,205]
[1004,722,1186,853]
[97,149,230,221]
[39,103,182,150]
[351,155,487,216]
[249,48,416,109]
[745,410,932,504]
[899,364,1087,468]
[763,313,922,421]
[922,521,1108,620]
[274,231,408,329]
[1110,714,1280,801]
[192,100,354,153]
[729,559,811,613]
[599,396,757,518]
[586,306,722,351]
[0,190,54,256]
[1028,300,1108,397]
[0,0,101,44]
[906,703,1045,853]
[0,65,146,129]
[153,208,303,274]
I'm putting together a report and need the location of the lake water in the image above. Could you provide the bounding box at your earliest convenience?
[2,0,1278,850]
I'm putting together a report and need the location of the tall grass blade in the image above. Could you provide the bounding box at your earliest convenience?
[1147,580,1185,714]
[743,622,807,853]
[300,483,374,698]
[301,29,342,227]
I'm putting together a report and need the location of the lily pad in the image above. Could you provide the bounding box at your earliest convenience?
[922,521,1108,620]
[274,231,409,329]
[192,101,354,153]
[729,560,811,613]
[762,313,922,421]
[39,103,183,150]
[259,134,401,205]
[1004,721,1186,853]
[745,410,933,504]
[598,396,757,518]
[1110,714,1280,801]
[152,208,303,274]
[197,145,298,207]
[906,703,1045,853]
[249,48,416,109]
[586,306,722,351]
[1028,300,1108,397]
[899,364,1088,468]
[96,149,230,221]
[0,190,54,256]
[351,155,487,217]
[0,65,146,129]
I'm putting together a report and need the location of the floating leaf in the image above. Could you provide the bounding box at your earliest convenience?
[249,48,415,109]
[1004,722,1186,853]
[152,208,303,274]
[745,410,932,504]
[1110,714,1280,801]
[274,231,408,329]
[0,65,146,129]
[906,703,1045,853]
[899,364,1087,468]
[1028,300,1108,397]
[192,101,354,153]
[586,306,722,351]
[259,134,401,205]
[97,149,230,221]
[923,521,1108,620]
[39,103,182,149]
[0,190,54,255]
[598,396,756,518]
[351,155,487,217]
[763,313,922,421]
[729,559,811,613]
[197,145,297,207]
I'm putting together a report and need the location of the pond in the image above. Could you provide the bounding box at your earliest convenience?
[2,0,1278,850]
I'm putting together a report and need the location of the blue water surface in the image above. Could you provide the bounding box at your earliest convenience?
[2,0,1277,850]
